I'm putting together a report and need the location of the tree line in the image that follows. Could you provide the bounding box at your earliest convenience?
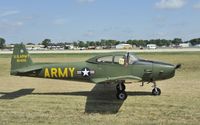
[1,37,200,49]
[38,38,200,48]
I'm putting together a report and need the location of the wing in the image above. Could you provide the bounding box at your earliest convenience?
[91,75,142,83]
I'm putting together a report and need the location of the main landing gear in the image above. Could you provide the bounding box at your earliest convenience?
[116,80,127,100]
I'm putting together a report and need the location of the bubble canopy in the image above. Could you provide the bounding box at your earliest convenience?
[86,53,139,65]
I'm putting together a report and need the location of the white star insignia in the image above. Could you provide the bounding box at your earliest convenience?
[77,67,95,77]
[81,68,90,76]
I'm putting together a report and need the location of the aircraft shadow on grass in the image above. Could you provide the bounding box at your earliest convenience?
[0,84,152,114]
[0,88,35,99]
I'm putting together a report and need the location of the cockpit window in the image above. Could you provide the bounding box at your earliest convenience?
[96,53,138,64]
[114,56,123,64]
[114,53,138,65]
[97,56,113,63]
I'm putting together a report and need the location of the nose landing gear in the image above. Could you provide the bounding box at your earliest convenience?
[152,81,161,96]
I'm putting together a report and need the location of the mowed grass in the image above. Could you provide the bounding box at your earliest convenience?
[0,52,200,125]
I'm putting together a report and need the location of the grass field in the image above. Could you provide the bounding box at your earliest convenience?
[0,52,200,125]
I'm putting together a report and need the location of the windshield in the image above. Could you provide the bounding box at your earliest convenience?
[125,53,138,64]
[114,53,138,65]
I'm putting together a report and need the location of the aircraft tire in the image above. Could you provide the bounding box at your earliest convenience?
[116,91,127,100]
[116,82,126,92]
[152,88,161,96]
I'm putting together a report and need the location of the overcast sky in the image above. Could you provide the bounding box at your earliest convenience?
[0,0,200,43]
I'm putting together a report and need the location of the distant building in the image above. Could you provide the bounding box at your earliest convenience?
[179,43,190,48]
[47,45,64,50]
[87,46,96,50]
[26,45,45,50]
[116,44,132,49]
[195,44,200,47]
[5,44,14,48]
[5,44,45,50]
[95,46,103,50]
[65,45,75,50]
[147,44,157,49]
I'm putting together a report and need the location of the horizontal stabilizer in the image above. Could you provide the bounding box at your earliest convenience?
[10,64,43,75]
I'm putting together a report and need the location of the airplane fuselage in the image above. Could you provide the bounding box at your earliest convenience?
[10,44,180,100]
[16,59,176,83]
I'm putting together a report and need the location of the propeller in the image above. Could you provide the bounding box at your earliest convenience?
[175,64,181,69]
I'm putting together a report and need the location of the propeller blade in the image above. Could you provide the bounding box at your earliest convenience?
[175,64,181,69]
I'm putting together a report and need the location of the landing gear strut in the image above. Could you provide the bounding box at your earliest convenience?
[116,81,127,100]
[152,81,161,96]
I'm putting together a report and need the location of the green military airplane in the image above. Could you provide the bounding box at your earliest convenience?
[10,44,181,100]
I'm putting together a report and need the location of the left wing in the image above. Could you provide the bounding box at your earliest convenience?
[91,75,142,83]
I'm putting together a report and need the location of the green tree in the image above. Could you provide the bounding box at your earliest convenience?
[27,42,35,45]
[88,41,96,46]
[96,41,100,46]
[172,38,182,45]
[78,41,85,47]
[0,37,6,49]
[41,39,51,48]
[73,41,78,47]
[100,39,106,46]
[189,38,200,45]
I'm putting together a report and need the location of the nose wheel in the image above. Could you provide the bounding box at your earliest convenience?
[152,81,161,96]
[152,88,161,95]
[116,81,127,100]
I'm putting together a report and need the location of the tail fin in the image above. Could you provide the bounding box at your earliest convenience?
[11,44,33,75]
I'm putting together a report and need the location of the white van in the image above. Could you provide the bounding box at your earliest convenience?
[147,44,157,49]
